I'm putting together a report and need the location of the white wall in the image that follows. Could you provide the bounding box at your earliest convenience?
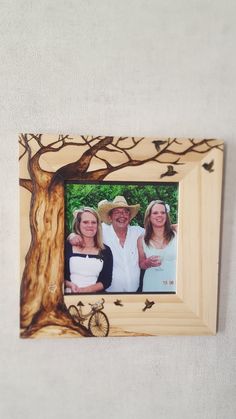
[1,1,236,418]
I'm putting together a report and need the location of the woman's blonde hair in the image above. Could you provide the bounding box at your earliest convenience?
[144,200,175,246]
[72,207,105,251]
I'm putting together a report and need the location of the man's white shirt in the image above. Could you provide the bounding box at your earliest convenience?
[102,223,144,292]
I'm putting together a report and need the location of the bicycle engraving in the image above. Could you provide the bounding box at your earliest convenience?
[68,298,109,337]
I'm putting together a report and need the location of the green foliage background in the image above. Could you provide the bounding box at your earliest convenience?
[65,183,178,234]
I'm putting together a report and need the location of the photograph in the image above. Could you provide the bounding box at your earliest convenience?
[64,182,179,295]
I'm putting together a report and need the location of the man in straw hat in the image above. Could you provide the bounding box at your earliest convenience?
[69,196,144,292]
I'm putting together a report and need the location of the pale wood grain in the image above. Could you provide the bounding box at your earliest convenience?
[19,135,223,337]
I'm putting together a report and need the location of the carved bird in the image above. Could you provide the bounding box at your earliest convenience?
[114,299,123,307]
[142,299,155,312]
[160,165,178,178]
[152,140,167,151]
[202,160,214,173]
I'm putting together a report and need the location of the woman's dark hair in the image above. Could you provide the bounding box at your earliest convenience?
[144,200,175,246]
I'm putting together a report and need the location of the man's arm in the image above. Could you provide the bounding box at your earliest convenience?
[172,224,178,232]
[67,232,84,247]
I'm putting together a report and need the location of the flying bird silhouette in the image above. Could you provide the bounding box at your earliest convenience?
[114,299,123,307]
[202,160,214,173]
[160,165,178,178]
[142,299,155,312]
[77,301,85,307]
[152,140,167,151]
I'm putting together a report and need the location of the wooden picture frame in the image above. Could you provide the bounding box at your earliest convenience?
[19,134,224,338]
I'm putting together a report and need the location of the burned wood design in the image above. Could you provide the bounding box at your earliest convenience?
[19,134,223,338]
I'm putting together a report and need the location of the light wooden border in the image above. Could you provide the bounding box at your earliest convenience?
[19,135,224,337]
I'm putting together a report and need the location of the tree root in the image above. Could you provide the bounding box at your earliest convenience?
[20,306,92,338]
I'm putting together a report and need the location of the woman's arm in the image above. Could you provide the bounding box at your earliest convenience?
[64,279,80,293]
[64,242,81,293]
[65,280,100,294]
[76,282,104,293]
[96,246,113,290]
[137,236,161,269]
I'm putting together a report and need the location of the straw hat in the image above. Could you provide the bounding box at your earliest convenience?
[97,196,140,224]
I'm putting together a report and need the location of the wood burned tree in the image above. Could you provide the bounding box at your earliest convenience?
[19,134,223,337]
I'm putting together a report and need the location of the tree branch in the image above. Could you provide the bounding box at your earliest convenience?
[19,134,32,160]
[114,137,129,146]
[160,138,223,157]
[30,136,103,170]
[92,155,113,170]
[19,139,28,161]
[81,137,222,180]
[19,135,223,189]
[28,133,43,148]
[53,137,114,180]
[114,137,145,150]
[82,156,162,181]
[19,178,33,193]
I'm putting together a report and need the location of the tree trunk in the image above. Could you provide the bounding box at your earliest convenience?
[20,178,90,337]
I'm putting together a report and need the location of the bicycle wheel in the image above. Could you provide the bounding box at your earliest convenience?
[68,305,81,323]
[88,311,109,337]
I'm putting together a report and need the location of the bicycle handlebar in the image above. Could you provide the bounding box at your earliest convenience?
[88,298,105,310]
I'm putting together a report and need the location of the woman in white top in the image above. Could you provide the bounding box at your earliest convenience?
[137,200,177,292]
[64,207,113,294]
